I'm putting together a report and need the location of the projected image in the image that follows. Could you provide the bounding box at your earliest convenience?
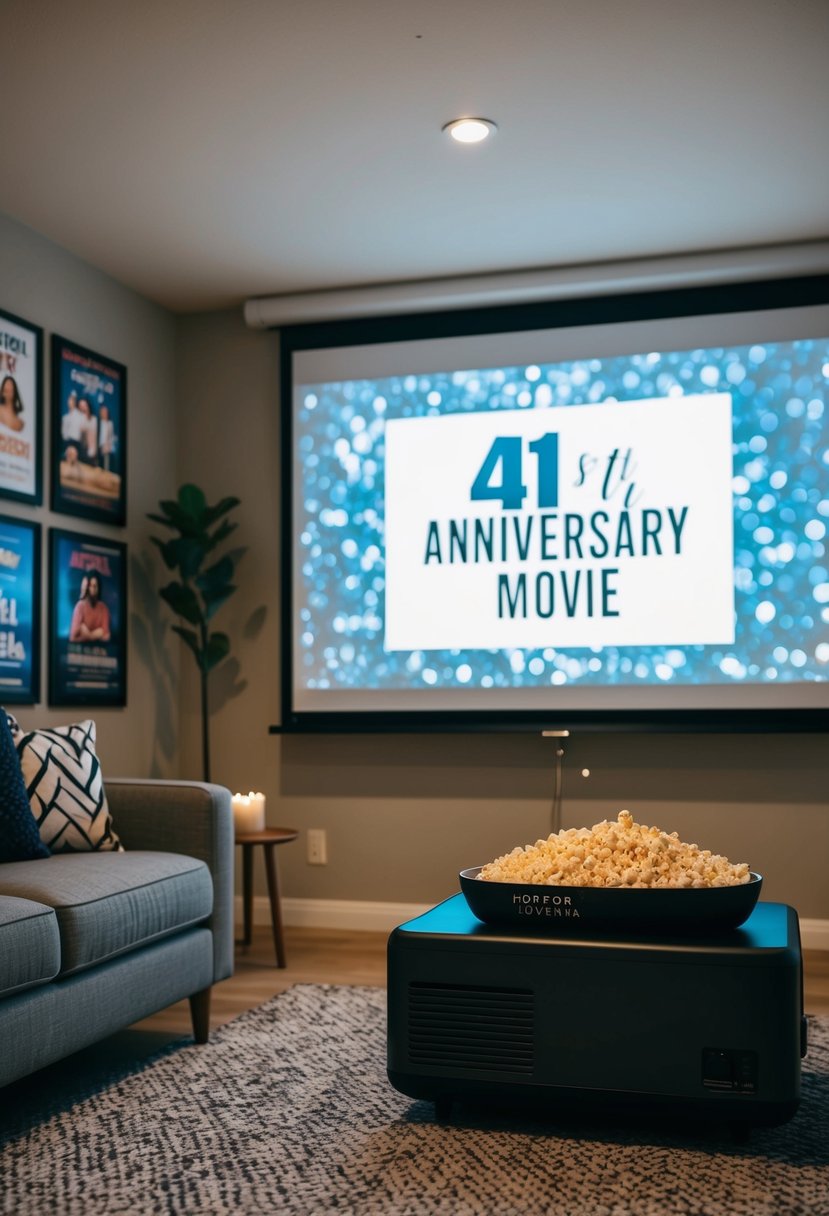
[294,336,829,697]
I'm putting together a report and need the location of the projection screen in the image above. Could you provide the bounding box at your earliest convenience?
[280,277,829,732]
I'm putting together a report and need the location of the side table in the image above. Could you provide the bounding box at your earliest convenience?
[235,827,299,968]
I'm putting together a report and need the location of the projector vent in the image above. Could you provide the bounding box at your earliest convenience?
[408,982,534,1075]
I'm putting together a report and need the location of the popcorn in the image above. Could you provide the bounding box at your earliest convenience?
[477,810,752,889]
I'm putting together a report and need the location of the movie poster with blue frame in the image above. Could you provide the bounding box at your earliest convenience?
[0,307,43,506]
[0,515,41,704]
[51,334,127,525]
[48,528,127,707]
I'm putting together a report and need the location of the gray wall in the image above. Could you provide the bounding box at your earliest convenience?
[8,213,825,918]
[3,216,821,919]
[0,211,179,775]
[176,307,829,920]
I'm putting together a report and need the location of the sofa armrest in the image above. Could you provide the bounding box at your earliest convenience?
[104,779,234,983]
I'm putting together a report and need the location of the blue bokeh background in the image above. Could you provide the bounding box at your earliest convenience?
[296,338,829,692]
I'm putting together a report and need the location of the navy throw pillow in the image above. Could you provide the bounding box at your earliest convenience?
[0,710,49,862]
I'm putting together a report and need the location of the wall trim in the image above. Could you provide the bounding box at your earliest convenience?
[237,896,829,949]
[283,897,432,932]
[235,895,431,934]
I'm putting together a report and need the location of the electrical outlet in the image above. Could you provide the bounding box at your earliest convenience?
[307,828,328,865]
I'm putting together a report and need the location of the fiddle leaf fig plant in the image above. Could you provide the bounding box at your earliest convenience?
[148,483,241,781]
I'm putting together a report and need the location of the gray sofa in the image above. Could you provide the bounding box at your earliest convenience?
[0,779,234,1089]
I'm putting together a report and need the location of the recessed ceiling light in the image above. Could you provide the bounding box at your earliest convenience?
[442,117,497,144]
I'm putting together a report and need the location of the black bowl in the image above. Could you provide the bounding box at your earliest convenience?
[459,867,763,934]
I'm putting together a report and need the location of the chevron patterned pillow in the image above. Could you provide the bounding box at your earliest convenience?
[9,717,123,853]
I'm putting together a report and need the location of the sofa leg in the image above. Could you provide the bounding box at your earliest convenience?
[189,987,212,1043]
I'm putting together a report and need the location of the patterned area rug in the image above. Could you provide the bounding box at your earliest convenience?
[1,984,827,1215]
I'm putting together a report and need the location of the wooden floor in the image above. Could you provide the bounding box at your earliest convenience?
[134,925,388,1038]
[804,951,829,1015]
[136,926,829,1041]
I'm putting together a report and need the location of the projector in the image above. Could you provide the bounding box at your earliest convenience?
[387,895,807,1130]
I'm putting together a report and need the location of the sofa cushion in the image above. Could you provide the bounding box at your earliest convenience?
[0,851,213,977]
[0,895,60,997]
[0,710,50,862]
[9,716,123,853]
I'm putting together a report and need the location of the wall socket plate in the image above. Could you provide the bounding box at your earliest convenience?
[307,828,328,865]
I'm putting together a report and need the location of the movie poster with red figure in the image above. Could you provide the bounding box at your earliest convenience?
[49,528,126,706]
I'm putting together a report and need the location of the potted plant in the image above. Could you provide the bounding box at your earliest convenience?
[148,484,240,781]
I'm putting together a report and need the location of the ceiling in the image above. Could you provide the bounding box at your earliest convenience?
[3,0,828,314]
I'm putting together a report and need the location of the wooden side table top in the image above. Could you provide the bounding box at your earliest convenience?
[234,827,299,846]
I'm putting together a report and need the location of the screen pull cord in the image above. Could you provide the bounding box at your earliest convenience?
[542,730,569,837]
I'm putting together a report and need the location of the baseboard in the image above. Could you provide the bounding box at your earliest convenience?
[235,895,431,933]
[236,897,829,948]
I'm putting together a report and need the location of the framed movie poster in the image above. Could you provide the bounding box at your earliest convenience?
[0,308,43,506]
[51,335,127,525]
[0,515,41,704]
[48,528,127,707]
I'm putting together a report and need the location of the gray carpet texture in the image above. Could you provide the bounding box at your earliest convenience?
[1,984,827,1215]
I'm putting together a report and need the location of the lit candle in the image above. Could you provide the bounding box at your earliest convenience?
[232,791,266,835]
[250,790,266,830]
